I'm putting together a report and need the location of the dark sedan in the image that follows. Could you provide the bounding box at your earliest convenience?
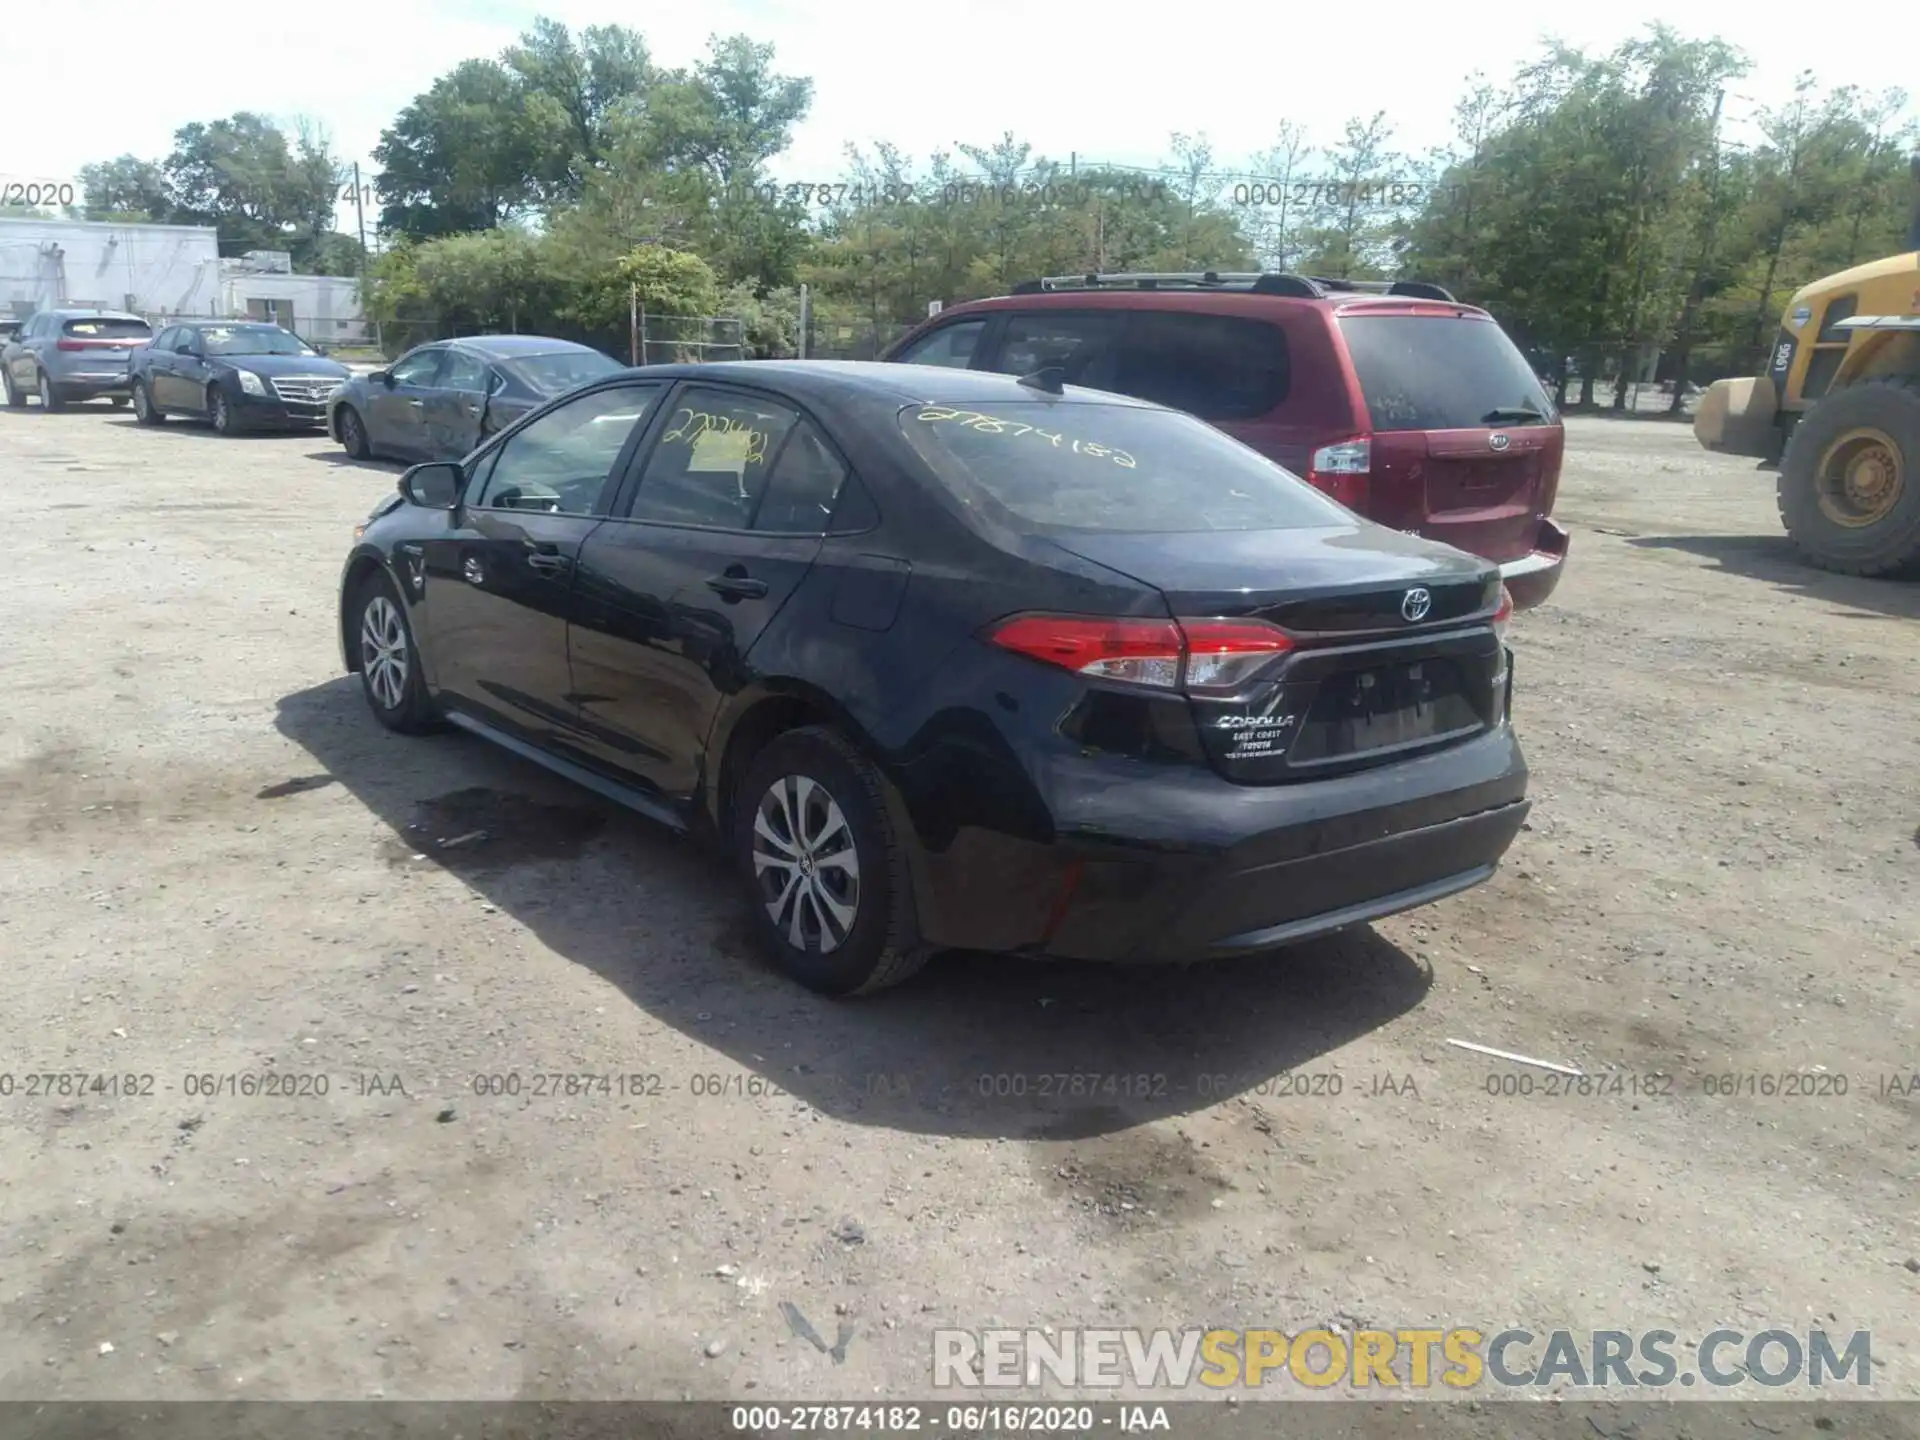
[327,335,621,464]
[130,321,351,433]
[337,362,1528,995]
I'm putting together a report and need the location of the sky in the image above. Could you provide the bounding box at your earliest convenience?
[3,0,1913,234]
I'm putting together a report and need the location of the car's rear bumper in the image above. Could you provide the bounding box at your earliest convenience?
[901,722,1529,963]
[50,371,132,398]
[1499,517,1569,611]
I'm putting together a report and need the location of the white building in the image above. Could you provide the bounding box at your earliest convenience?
[0,219,368,343]
[217,250,369,344]
[0,216,220,318]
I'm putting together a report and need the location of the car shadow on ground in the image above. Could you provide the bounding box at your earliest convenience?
[274,676,1433,1141]
[1628,533,1920,621]
[303,448,403,472]
[98,417,321,441]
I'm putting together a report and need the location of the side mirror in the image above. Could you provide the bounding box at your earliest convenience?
[312,342,330,356]
[399,461,461,509]
[378,370,396,388]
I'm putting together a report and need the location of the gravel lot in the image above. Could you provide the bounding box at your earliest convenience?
[1,404,1915,1410]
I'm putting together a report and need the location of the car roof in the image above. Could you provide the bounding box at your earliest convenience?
[451,335,600,358]
[176,318,289,328]
[599,359,1166,409]
[46,308,148,322]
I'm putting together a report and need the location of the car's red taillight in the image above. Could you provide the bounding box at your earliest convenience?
[1306,435,1370,510]
[988,614,1294,693]
[1492,583,1513,647]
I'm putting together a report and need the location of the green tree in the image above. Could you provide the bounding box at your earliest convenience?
[164,112,302,253]
[78,156,171,221]
[373,60,556,236]
[503,18,653,203]
[1295,111,1401,278]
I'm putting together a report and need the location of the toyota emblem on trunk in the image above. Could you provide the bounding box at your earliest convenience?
[1489,432,1511,451]
[1401,587,1432,622]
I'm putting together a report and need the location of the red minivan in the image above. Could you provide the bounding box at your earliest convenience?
[880,272,1569,609]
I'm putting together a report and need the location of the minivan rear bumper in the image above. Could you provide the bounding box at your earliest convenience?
[1499,518,1570,611]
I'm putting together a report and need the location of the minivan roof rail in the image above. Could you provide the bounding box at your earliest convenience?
[1011,271,1326,296]
[1006,271,1455,302]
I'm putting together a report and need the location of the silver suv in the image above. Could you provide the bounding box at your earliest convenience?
[2,309,154,410]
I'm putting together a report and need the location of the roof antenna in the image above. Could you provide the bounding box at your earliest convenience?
[1017,365,1066,395]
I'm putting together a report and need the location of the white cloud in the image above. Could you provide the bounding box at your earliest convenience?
[5,0,1911,219]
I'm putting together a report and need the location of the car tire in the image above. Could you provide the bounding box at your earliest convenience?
[208,387,236,435]
[1777,375,1920,578]
[733,725,931,997]
[131,380,165,425]
[352,570,438,734]
[338,404,371,460]
[1,369,23,408]
[36,370,62,411]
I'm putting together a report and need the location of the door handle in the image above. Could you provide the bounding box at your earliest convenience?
[526,552,572,574]
[407,399,424,408]
[706,569,768,601]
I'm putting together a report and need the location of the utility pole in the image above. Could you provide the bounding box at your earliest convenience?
[630,283,639,366]
[797,284,810,360]
[352,161,369,271]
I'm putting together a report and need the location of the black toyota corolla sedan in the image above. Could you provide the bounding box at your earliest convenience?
[337,361,1528,996]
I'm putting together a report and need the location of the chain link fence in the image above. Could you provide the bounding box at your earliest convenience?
[803,319,914,361]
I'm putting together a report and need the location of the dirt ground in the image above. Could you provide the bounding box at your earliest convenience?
[1,404,1915,1410]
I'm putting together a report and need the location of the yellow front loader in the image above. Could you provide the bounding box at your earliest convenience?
[1694,153,1920,577]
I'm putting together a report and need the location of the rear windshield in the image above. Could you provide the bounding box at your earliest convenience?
[1337,314,1553,432]
[63,317,151,339]
[502,350,622,396]
[897,401,1352,534]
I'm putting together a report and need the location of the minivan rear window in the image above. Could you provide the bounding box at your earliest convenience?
[898,401,1350,534]
[1337,314,1552,432]
[63,317,151,339]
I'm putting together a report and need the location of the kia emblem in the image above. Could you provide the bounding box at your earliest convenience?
[1489,432,1511,451]
[1401,587,1433,622]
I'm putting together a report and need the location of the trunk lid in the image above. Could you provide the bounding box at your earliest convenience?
[1044,527,1507,783]
[1371,424,1564,562]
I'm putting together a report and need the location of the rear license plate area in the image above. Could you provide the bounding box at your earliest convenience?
[1290,658,1481,763]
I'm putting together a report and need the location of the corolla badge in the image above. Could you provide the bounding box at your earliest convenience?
[1401,587,1433,622]
[1489,432,1511,451]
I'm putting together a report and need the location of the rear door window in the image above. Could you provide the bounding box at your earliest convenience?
[1111,312,1290,420]
[1337,314,1553,431]
[987,312,1125,390]
[627,386,802,530]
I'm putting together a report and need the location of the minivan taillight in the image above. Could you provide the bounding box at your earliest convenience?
[1307,436,1370,510]
[1492,584,1513,647]
[988,615,1293,693]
